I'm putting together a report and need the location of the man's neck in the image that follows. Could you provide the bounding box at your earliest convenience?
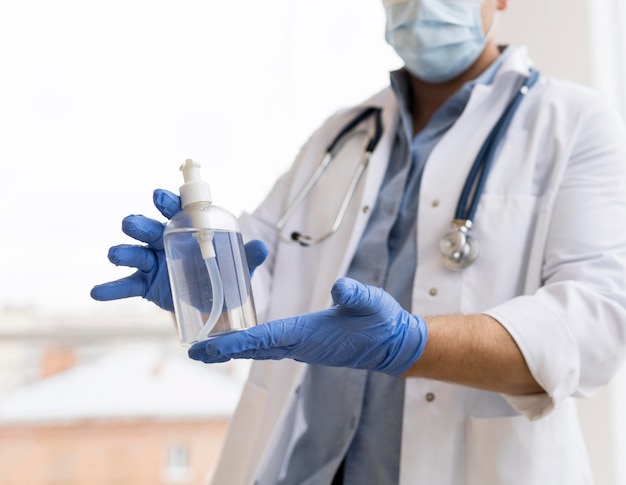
[409,42,501,135]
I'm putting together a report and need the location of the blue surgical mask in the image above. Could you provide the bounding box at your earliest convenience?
[383,0,490,83]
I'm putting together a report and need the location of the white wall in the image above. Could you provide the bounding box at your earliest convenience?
[0,0,399,314]
[499,2,626,484]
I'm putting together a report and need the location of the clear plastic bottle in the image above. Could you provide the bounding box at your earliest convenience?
[163,159,257,347]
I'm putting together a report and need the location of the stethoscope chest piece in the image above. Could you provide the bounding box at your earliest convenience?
[439,219,479,270]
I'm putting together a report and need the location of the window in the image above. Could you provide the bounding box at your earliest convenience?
[163,443,191,483]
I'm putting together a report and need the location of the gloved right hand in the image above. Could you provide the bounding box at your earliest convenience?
[188,277,428,377]
[90,188,268,312]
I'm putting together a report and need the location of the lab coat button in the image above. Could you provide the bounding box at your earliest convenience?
[429,288,438,297]
[431,199,439,207]
[362,205,370,214]
[425,392,435,402]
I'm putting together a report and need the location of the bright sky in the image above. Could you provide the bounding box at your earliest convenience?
[0,0,400,313]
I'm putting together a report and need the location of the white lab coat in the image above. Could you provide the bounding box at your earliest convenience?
[209,46,626,485]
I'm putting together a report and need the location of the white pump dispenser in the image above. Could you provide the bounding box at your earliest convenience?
[180,158,212,206]
[163,159,258,347]
[179,159,216,259]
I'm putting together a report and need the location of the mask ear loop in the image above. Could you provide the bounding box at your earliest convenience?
[484,10,500,43]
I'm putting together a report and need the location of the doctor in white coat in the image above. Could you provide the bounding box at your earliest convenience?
[92,0,626,483]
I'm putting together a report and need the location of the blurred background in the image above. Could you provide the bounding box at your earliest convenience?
[0,0,625,483]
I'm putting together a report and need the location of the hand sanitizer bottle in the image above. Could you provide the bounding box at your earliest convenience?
[163,159,258,347]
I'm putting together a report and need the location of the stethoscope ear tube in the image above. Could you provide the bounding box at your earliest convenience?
[327,107,383,153]
[276,107,383,246]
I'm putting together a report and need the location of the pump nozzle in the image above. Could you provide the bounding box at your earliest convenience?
[180,159,212,209]
[181,158,201,182]
[178,159,215,259]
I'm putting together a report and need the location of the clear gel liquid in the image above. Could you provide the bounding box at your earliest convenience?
[164,229,258,347]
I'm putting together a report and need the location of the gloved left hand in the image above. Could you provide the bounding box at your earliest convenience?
[90,188,268,312]
[188,277,428,377]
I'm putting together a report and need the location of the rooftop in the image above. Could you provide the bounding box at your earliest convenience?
[0,343,244,425]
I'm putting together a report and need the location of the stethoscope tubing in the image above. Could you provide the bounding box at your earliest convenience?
[276,107,383,246]
[440,69,540,270]
[455,69,540,222]
[276,69,539,258]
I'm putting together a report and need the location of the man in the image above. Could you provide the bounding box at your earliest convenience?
[92,0,626,483]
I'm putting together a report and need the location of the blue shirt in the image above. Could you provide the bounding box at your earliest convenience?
[277,51,507,485]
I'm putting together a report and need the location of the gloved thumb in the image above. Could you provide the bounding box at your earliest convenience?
[330,277,385,315]
[244,240,268,277]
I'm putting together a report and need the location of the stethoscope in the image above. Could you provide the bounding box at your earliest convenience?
[276,69,540,270]
[439,69,540,269]
[276,106,383,246]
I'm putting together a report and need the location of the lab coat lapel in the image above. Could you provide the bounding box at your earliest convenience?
[305,91,400,311]
[342,89,401,267]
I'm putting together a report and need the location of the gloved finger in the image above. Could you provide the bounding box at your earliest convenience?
[188,346,287,363]
[244,239,268,276]
[153,189,182,220]
[189,320,295,358]
[331,277,384,315]
[188,338,291,362]
[108,244,157,273]
[187,347,231,364]
[121,215,166,250]
[90,273,148,301]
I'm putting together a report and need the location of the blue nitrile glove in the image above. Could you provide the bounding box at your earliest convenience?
[90,188,268,312]
[188,277,428,377]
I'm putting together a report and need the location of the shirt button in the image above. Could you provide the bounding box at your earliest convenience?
[431,199,439,207]
[429,288,438,297]
[425,392,435,402]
